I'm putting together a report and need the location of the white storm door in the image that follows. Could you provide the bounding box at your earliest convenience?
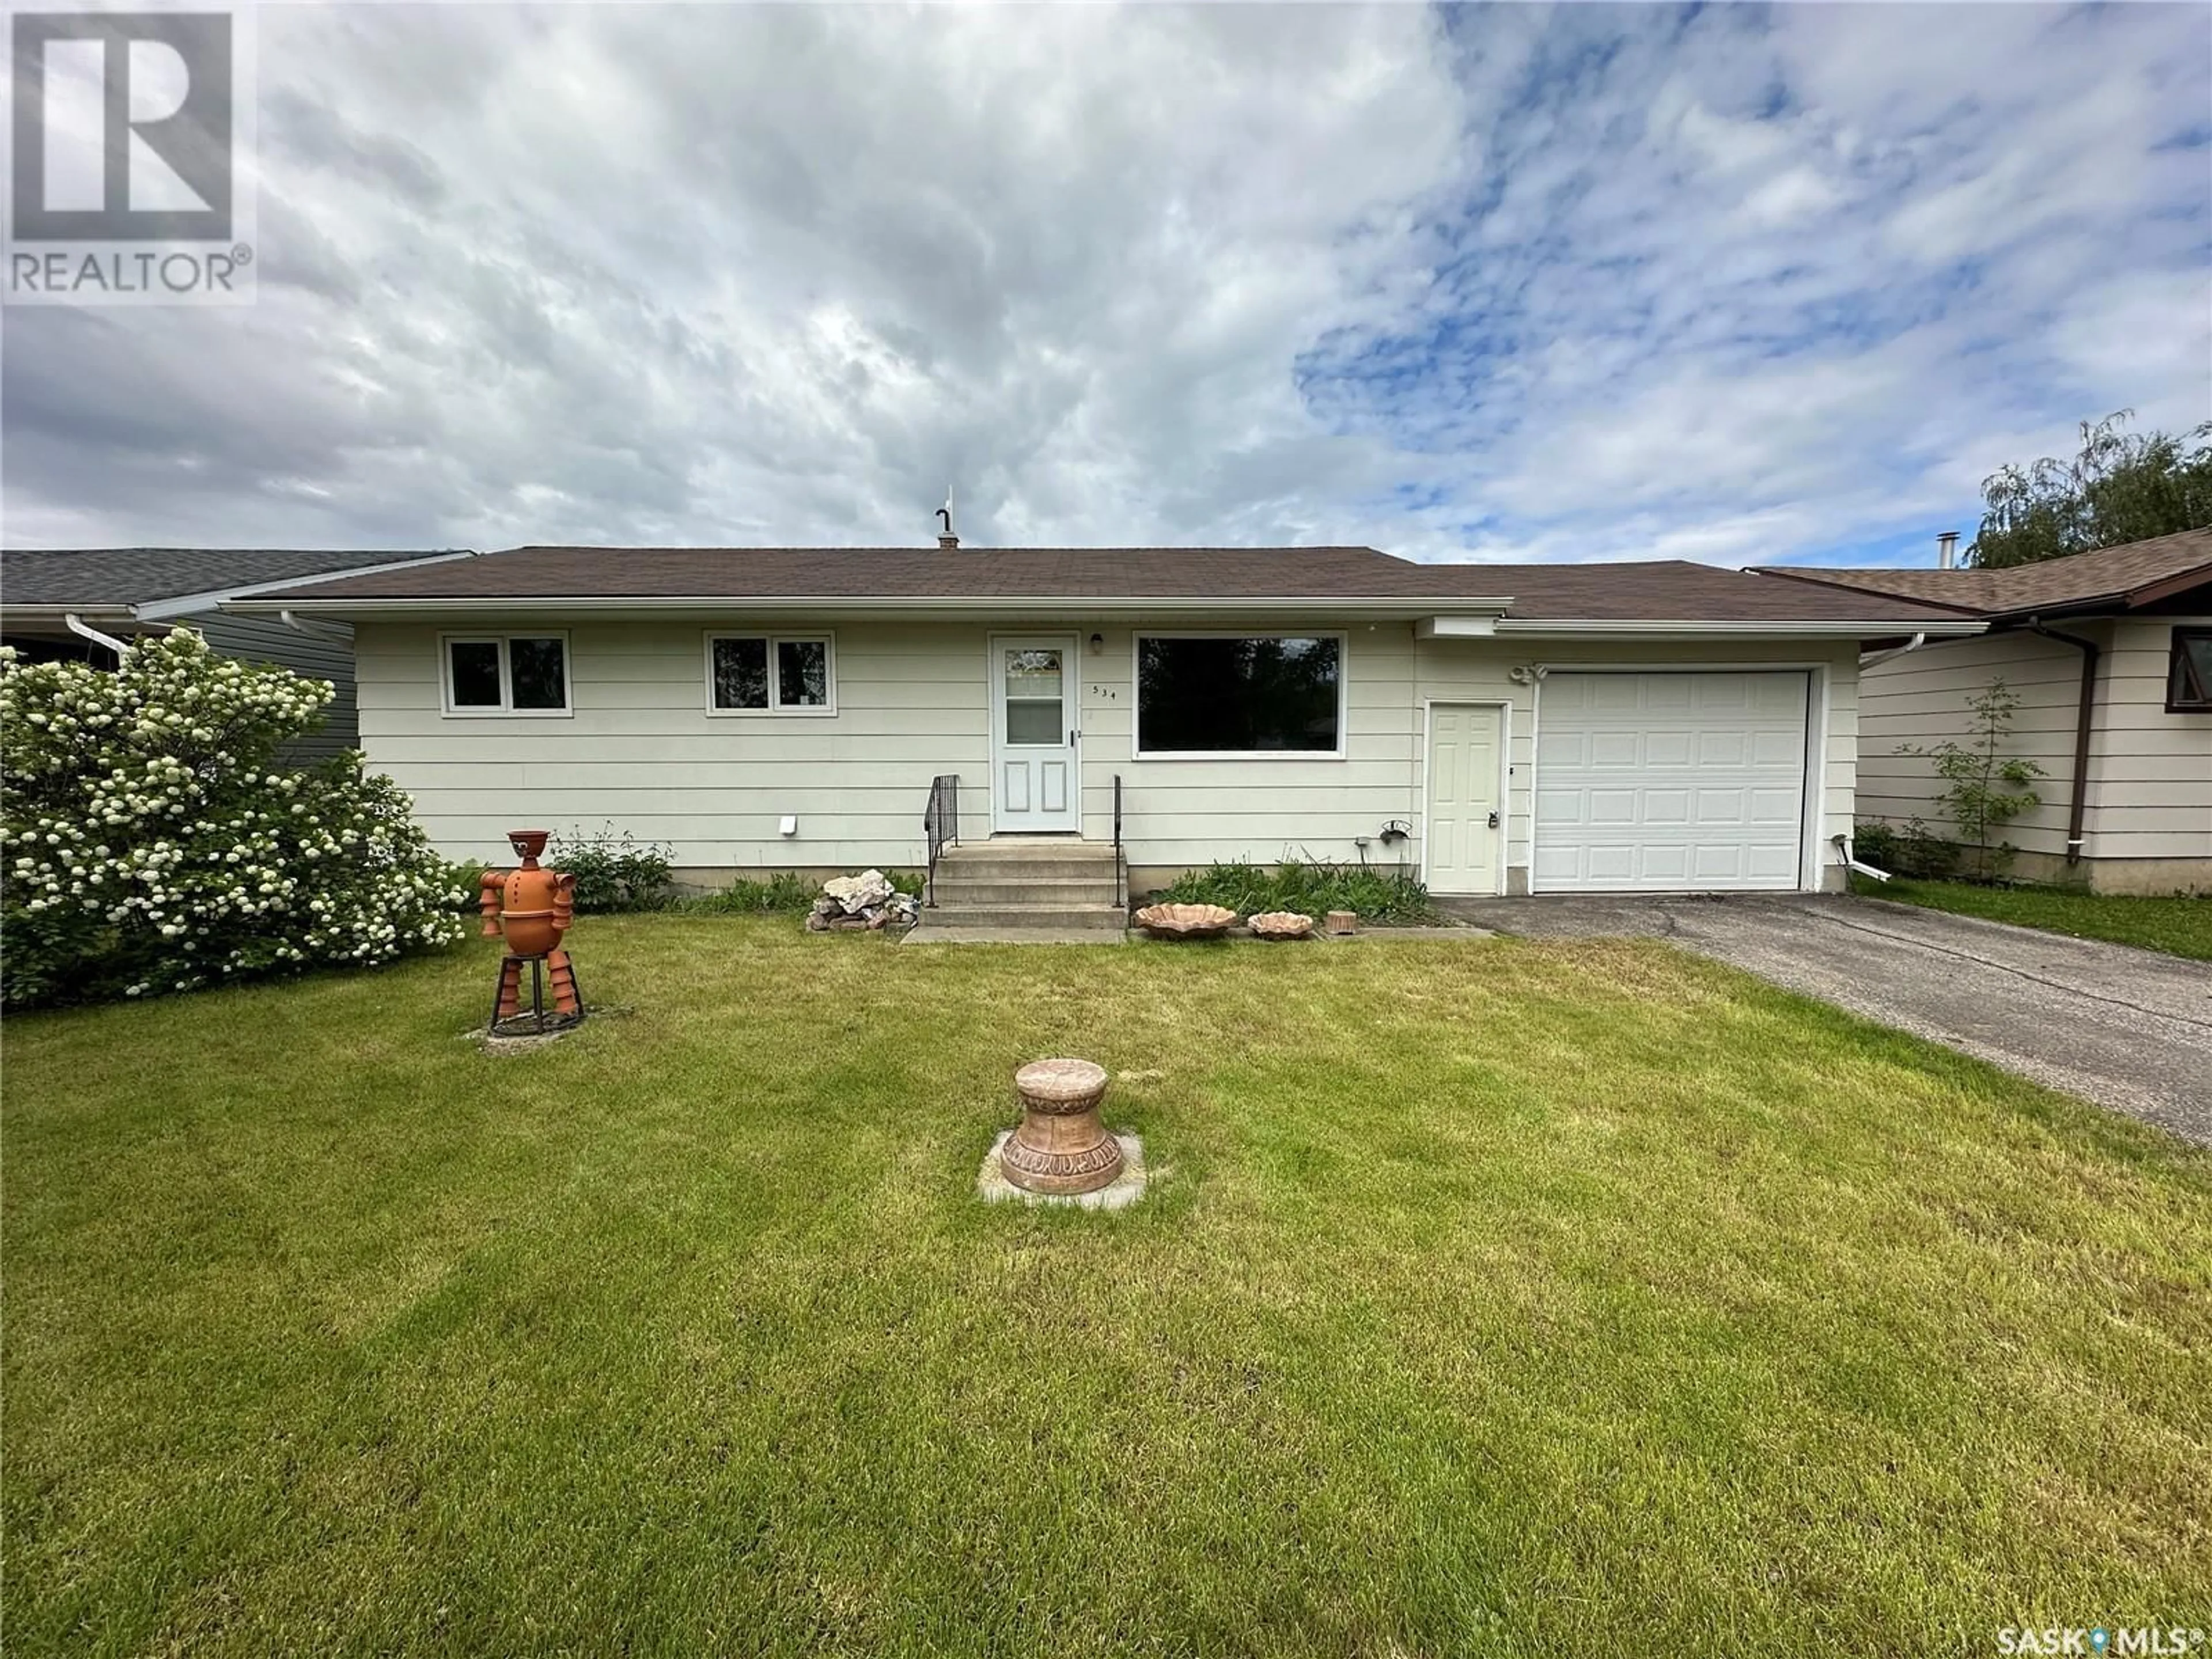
[990,635,1080,832]
[1425,704,1505,895]
[1534,671,1810,892]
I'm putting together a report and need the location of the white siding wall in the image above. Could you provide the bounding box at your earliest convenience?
[355,618,1858,891]
[357,619,990,869]
[2085,616,2212,861]
[1414,639,1859,892]
[1858,622,2212,868]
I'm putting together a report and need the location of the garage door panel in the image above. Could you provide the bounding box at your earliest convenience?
[1695,788,1748,825]
[1750,787,1800,824]
[1537,671,1808,893]
[1749,845,1801,879]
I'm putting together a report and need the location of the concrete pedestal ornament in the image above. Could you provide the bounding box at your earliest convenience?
[1001,1058,1124,1195]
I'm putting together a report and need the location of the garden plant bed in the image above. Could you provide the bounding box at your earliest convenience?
[4,916,2207,1655]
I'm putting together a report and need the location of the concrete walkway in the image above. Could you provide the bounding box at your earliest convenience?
[1437,893,2212,1145]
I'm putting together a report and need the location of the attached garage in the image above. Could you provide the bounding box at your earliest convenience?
[1532,671,1813,892]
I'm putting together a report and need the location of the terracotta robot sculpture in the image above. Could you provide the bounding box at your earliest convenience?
[479,829,583,1033]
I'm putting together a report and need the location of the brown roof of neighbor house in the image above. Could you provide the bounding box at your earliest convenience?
[247,544,1971,624]
[1751,526,2212,619]
[0,546,463,608]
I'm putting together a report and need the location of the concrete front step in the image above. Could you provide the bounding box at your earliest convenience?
[919,903,1127,932]
[931,876,1122,907]
[938,849,1118,879]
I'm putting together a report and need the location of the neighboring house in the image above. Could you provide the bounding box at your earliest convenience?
[1754,528,2212,894]
[229,540,1977,899]
[0,547,472,762]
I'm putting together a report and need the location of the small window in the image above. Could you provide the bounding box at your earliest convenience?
[2170,627,2212,713]
[442,634,569,715]
[707,634,835,714]
[1135,634,1343,756]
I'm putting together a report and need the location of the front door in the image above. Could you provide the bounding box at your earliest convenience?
[990,635,1080,832]
[1425,703,1504,894]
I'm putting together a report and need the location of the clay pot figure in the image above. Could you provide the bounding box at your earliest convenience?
[479,829,582,1030]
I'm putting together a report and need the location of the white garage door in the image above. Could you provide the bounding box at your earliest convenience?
[1534,671,1810,892]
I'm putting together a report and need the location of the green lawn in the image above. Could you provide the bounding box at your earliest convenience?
[5,919,2208,1656]
[1853,876,2212,961]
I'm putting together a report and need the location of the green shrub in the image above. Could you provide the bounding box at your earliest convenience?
[1,633,465,1008]
[548,825,675,913]
[1152,858,1436,924]
[1851,820,1958,880]
[685,872,816,914]
[443,859,490,915]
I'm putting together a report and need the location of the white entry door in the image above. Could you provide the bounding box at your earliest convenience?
[1425,704,1505,894]
[990,635,1080,832]
[1534,671,1810,892]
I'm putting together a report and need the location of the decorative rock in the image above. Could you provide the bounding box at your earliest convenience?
[1132,902,1238,940]
[1001,1057,1123,1195]
[1325,910,1359,935]
[1248,910,1315,940]
[823,869,895,915]
[804,911,830,931]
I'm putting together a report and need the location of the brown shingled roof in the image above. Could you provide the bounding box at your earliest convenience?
[1751,526,2212,619]
[249,544,1968,625]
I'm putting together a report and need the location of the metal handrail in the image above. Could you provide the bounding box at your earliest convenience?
[1112,774,1126,910]
[923,774,959,906]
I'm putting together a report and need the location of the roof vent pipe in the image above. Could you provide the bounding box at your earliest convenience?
[1937,531,1960,569]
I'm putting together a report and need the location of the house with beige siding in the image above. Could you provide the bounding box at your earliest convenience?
[230,540,1978,924]
[1756,528,2212,894]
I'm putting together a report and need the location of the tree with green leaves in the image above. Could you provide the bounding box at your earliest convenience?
[1895,679,2044,881]
[1969,410,2212,569]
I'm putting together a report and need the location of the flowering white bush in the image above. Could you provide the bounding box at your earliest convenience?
[1,631,467,1007]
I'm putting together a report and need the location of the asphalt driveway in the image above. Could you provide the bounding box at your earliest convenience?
[1439,893,2212,1145]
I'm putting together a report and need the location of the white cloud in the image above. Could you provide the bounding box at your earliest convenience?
[2,2,2205,568]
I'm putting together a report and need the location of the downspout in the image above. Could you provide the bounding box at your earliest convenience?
[1833,833,1892,883]
[65,613,130,656]
[1858,630,1927,669]
[2025,617,2100,869]
[279,608,353,642]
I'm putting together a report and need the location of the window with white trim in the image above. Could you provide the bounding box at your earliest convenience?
[707,634,835,714]
[442,634,569,714]
[2169,627,2212,713]
[1135,634,1343,756]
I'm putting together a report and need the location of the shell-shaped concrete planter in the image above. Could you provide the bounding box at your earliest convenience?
[1247,910,1316,940]
[1133,902,1238,940]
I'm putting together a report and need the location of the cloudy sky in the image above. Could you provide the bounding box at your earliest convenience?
[2,2,2206,566]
